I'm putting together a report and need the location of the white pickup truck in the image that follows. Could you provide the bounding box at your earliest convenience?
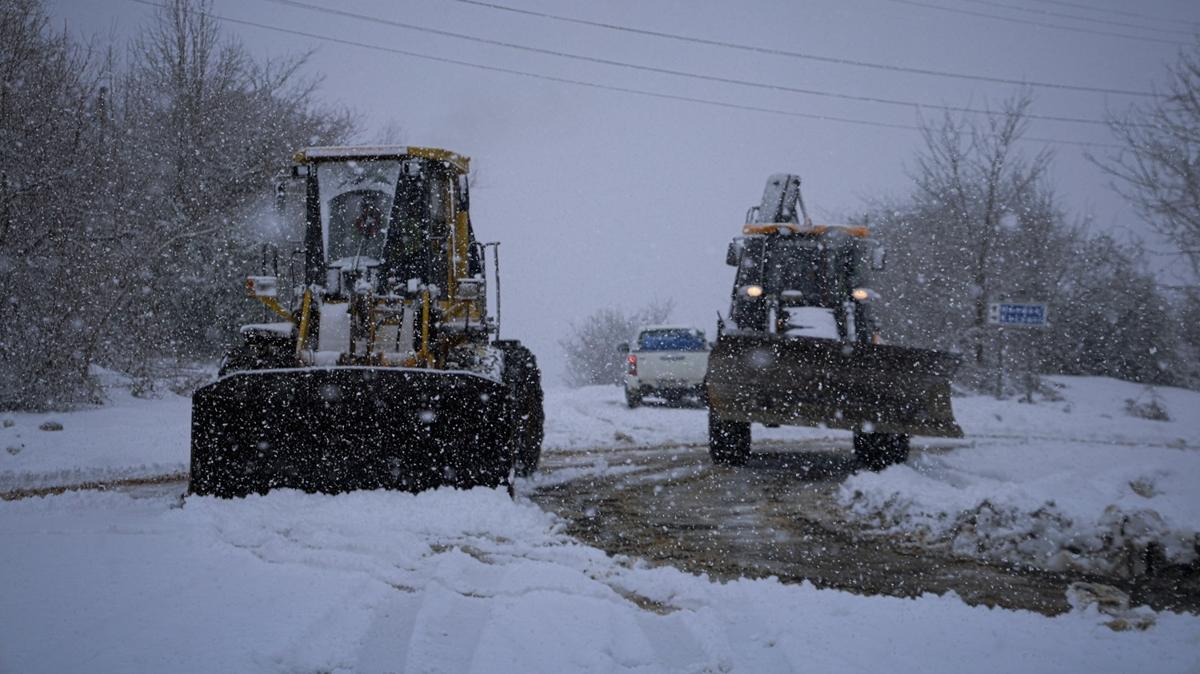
[620,325,710,408]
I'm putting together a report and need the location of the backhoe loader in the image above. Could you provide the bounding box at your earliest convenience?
[706,174,961,470]
[189,146,543,496]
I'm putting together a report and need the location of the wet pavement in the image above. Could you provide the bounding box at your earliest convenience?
[528,439,1199,616]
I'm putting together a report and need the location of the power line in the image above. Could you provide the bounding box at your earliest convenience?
[878,0,1190,47]
[957,0,1197,37]
[451,0,1157,98]
[265,0,1122,128]
[125,0,1121,149]
[1031,0,1200,29]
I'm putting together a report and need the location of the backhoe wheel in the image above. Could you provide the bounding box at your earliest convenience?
[853,432,910,471]
[708,409,751,466]
[625,388,642,409]
[497,341,545,478]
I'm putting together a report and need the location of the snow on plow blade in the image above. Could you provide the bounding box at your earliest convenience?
[706,333,962,437]
[189,367,513,497]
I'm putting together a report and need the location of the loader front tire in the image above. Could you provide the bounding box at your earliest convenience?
[497,341,545,478]
[853,432,910,471]
[708,410,750,466]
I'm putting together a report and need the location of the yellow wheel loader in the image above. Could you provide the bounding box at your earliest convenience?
[189,146,543,497]
[705,175,961,470]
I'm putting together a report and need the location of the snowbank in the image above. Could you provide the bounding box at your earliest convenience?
[840,377,1200,575]
[543,384,840,451]
[1,487,1196,673]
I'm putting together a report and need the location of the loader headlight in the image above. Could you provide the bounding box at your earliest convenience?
[851,288,876,302]
[743,285,764,298]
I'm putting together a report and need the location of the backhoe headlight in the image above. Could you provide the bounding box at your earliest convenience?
[744,285,764,298]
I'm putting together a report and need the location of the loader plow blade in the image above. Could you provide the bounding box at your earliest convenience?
[706,333,962,437]
[189,367,513,497]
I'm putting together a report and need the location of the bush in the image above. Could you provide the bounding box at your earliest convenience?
[559,300,673,387]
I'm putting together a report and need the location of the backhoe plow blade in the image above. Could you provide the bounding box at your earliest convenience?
[706,333,962,437]
[189,367,513,497]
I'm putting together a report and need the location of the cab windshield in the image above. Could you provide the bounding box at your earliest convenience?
[318,160,402,267]
[737,237,826,306]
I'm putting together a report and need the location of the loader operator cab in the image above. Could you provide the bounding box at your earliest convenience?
[297,147,480,299]
[192,144,545,498]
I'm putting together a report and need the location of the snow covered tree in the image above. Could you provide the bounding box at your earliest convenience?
[0,0,110,408]
[1044,235,1178,384]
[109,0,354,369]
[865,94,1188,390]
[0,0,355,409]
[904,94,1052,371]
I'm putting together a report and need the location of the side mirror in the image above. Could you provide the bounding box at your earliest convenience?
[726,239,743,267]
[617,342,629,354]
[246,275,279,299]
[871,245,887,271]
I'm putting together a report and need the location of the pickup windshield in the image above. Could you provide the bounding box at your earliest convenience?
[638,329,707,351]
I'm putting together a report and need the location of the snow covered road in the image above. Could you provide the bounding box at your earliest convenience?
[3,485,1198,673]
[1,375,1199,671]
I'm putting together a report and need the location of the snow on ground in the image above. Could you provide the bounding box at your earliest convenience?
[0,380,192,493]
[2,373,1197,577]
[840,377,1200,575]
[2,374,1199,671]
[2,486,1197,673]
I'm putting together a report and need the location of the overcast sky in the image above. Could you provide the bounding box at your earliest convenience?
[50,0,1200,382]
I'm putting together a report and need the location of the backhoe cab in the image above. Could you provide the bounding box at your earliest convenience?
[706,175,961,470]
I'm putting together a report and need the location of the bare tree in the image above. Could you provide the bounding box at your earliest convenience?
[907,94,1052,368]
[559,300,674,387]
[868,91,1188,389]
[106,0,354,369]
[1094,41,1200,280]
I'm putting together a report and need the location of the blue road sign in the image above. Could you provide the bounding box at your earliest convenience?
[988,302,1048,327]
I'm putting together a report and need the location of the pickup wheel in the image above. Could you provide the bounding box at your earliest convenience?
[708,409,750,466]
[853,432,910,471]
[624,387,642,409]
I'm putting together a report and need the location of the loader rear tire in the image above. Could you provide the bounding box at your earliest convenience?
[708,410,750,466]
[497,341,544,478]
[853,432,910,471]
[218,334,295,376]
